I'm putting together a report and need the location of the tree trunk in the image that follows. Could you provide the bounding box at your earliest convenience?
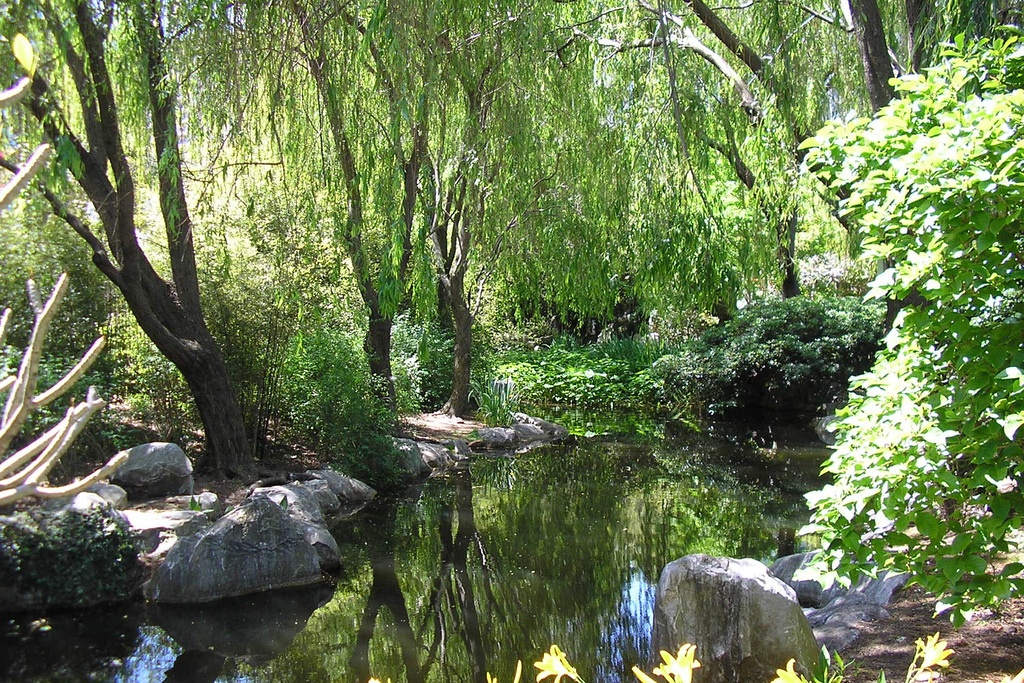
[179,346,252,477]
[778,211,801,299]
[443,272,473,417]
[22,0,252,476]
[845,0,897,111]
[365,312,397,413]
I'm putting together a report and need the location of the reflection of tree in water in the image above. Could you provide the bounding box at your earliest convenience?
[351,468,491,683]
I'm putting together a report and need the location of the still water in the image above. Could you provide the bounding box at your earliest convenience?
[1,418,829,683]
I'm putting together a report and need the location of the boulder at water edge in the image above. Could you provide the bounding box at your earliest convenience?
[650,554,819,683]
[144,495,326,603]
[111,442,194,500]
[305,469,376,507]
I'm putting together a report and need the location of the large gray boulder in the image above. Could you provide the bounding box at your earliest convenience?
[144,495,327,603]
[122,508,217,557]
[394,438,431,478]
[249,484,325,527]
[651,554,819,683]
[477,427,517,449]
[305,469,376,507]
[512,413,569,440]
[111,442,194,500]
[769,552,848,608]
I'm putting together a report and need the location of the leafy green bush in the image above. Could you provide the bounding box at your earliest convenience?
[801,37,1024,623]
[652,297,883,414]
[279,328,402,489]
[492,336,667,408]
[0,508,140,609]
[391,313,454,413]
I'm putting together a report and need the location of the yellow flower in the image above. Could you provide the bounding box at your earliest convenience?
[916,633,953,670]
[770,659,810,683]
[535,645,580,683]
[1000,670,1024,683]
[632,666,659,683]
[652,644,702,683]
[489,661,524,683]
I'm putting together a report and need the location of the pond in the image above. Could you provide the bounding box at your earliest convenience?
[1,417,829,683]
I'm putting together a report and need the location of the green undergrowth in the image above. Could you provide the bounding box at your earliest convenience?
[491,337,673,409]
[486,297,882,417]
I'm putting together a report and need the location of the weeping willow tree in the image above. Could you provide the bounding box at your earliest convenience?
[1,0,252,475]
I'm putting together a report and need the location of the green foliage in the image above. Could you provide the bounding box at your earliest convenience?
[279,328,402,489]
[492,337,668,409]
[801,37,1024,623]
[391,313,454,413]
[470,378,521,426]
[653,297,883,414]
[0,508,140,608]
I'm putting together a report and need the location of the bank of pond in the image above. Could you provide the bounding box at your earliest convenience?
[1,414,830,683]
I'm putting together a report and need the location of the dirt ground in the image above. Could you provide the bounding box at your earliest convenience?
[838,585,1024,683]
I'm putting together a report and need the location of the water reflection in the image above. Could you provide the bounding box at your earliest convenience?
[0,422,828,683]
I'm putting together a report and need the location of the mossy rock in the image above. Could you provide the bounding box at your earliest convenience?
[0,507,141,612]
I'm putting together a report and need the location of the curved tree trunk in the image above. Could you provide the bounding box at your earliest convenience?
[23,0,252,476]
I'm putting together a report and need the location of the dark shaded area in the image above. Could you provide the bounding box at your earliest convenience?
[0,602,144,682]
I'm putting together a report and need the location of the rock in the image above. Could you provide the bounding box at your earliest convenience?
[804,570,908,652]
[393,438,430,477]
[111,442,194,500]
[510,423,546,442]
[512,413,569,440]
[304,523,341,571]
[442,439,473,457]
[67,492,112,513]
[299,479,341,516]
[807,603,891,652]
[41,483,128,512]
[477,427,517,449]
[88,484,129,510]
[250,484,325,527]
[419,442,464,471]
[166,491,222,515]
[144,495,327,603]
[769,552,848,608]
[122,508,218,556]
[305,470,376,507]
[814,415,840,446]
[650,554,819,683]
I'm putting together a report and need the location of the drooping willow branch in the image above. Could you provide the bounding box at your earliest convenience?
[0,275,128,506]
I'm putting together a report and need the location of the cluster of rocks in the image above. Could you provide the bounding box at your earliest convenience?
[472,413,569,451]
[650,552,907,683]
[3,414,567,610]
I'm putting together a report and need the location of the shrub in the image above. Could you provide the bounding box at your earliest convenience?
[390,313,454,413]
[470,378,521,426]
[492,336,669,409]
[0,508,140,610]
[801,38,1024,623]
[652,297,883,414]
[279,328,402,489]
